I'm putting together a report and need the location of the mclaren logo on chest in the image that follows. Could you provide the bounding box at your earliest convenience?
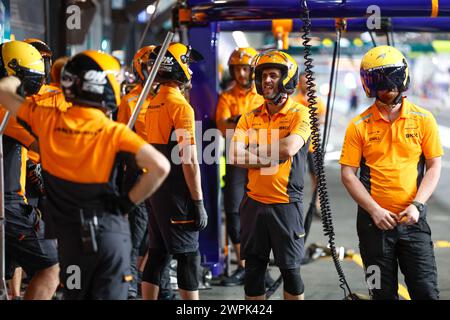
[368,130,381,142]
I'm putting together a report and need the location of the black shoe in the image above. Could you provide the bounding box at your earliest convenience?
[264,270,276,289]
[220,267,245,286]
[158,291,178,300]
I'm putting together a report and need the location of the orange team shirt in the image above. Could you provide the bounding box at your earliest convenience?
[145,85,195,190]
[339,98,444,214]
[232,97,311,204]
[146,85,196,147]
[37,84,71,112]
[117,84,153,141]
[28,84,70,163]
[49,82,61,89]
[0,108,35,203]
[16,96,147,222]
[292,91,326,153]
[215,84,265,136]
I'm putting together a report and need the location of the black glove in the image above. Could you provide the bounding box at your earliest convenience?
[117,193,136,214]
[192,199,208,231]
[26,160,45,195]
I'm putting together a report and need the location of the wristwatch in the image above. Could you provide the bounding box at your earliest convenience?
[411,201,425,212]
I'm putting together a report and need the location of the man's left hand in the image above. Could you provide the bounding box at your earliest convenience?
[192,199,208,231]
[398,204,420,225]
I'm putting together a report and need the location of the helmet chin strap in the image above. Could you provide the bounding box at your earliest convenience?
[376,91,403,109]
[268,92,287,106]
[393,92,403,105]
[142,69,149,82]
[243,81,252,90]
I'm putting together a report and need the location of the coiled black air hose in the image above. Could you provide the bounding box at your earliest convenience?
[300,0,353,299]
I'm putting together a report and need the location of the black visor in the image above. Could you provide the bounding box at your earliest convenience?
[15,66,45,96]
[361,65,407,93]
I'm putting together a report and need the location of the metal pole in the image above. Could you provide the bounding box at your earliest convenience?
[219,18,450,33]
[127,31,174,129]
[0,111,11,300]
[369,31,377,47]
[322,29,341,154]
[44,0,51,46]
[190,0,450,21]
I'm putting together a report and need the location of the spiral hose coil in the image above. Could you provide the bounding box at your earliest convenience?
[300,0,353,298]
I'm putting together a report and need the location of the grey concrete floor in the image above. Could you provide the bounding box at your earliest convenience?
[200,163,450,300]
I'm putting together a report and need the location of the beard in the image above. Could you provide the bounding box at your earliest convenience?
[263,85,278,99]
[263,91,277,100]
[377,90,399,105]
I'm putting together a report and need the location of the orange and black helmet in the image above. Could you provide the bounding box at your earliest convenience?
[228,47,258,81]
[254,49,298,96]
[24,38,52,82]
[228,47,258,67]
[360,45,410,98]
[61,50,121,112]
[133,45,155,82]
[149,42,203,85]
[0,40,45,96]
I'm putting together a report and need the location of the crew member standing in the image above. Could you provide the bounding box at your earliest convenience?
[117,45,172,300]
[0,40,60,300]
[0,50,170,300]
[216,47,265,286]
[231,50,311,300]
[141,43,208,300]
[340,45,442,300]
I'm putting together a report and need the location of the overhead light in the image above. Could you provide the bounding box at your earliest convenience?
[360,32,372,43]
[322,38,333,47]
[232,31,249,48]
[101,39,108,51]
[340,38,350,48]
[138,11,148,23]
[353,38,363,47]
[344,73,357,89]
[146,4,156,14]
[320,83,330,96]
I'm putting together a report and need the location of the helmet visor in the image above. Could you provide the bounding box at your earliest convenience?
[15,66,45,96]
[361,65,407,93]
